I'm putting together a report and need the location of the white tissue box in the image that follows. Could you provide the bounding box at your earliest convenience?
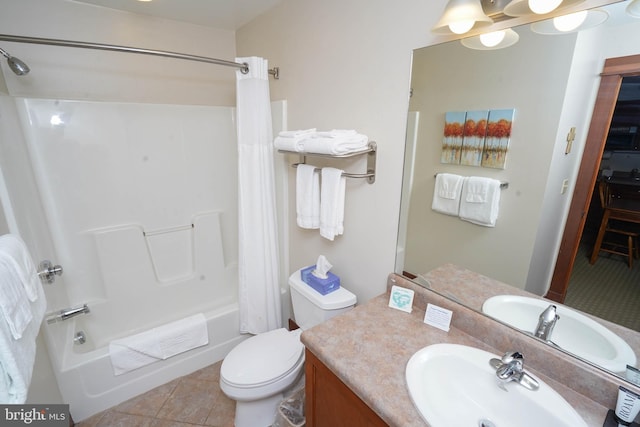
[301,265,340,295]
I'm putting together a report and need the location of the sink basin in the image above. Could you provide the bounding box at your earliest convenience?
[482,295,636,373]
[406,343,587,427]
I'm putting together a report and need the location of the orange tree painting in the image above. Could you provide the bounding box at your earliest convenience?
[461,110,489,167]
[441,111,466,164]
[482,109,514,169]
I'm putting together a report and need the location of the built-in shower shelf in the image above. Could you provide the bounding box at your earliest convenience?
[278,141,377,184]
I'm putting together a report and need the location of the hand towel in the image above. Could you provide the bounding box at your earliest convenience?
[296,164,320,229]
[320,167,346,241]
[109,313,208,376]
[0,239,46,403]
[431,173,464,216]
[459,176,501,227]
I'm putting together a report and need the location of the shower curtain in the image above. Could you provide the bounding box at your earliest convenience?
[235,57,282,334]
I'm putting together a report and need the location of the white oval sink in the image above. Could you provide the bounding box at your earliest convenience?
[482,295,636,373]
[406,343,587,427]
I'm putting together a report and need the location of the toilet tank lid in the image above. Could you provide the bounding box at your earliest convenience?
[289,269,357,310]
[221,328,303,386]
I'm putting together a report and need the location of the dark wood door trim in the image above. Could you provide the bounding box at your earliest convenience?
[547,54,640,302]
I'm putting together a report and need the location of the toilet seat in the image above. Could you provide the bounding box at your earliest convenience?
[221,328,304,389]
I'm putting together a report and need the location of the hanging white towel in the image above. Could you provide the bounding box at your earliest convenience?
[0,235,40,302]
[431,173,464,216]
[109,313,208,376]
[296,164,320,229]
[459,176,502,227]
[320,167,346,241]
[0,234,46,404]
[0,257,32,340]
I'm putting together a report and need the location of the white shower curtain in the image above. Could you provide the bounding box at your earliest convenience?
[235,57,282,334]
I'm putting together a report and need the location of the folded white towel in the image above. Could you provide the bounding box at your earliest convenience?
[320,168,346,241]
[296,164,320,229]
[300,133,369,155]
[459,177,501,227]
[278,128,316,138]
[0,235,46,403]
[431,173,464,216]
[316,129,357,137]
[109,313,208,376]
[274,136,305,152]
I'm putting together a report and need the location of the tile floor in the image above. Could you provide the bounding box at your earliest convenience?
[75,360,235,427]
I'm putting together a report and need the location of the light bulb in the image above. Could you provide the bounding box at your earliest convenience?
[553,10,588,31]
[528,0,563,14]
[449,20,475,34]
[479,30,506,47]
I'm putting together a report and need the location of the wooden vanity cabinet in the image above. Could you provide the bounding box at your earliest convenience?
[305,349,389,427]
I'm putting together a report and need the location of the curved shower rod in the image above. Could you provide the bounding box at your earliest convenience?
[0,33,280,79]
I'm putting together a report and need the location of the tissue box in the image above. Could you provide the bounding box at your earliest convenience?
[301,265,341,295]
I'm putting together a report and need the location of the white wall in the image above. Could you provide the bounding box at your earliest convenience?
[0,0,237,105]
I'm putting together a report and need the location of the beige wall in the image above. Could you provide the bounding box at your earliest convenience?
[237,0,439,302]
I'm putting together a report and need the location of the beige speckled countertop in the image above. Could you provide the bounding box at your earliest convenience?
[301,266,640,427]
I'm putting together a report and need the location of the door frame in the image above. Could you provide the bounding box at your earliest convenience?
[547,54,640,302]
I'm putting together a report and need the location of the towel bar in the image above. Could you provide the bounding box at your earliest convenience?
[280,141,377,184]
[434,174,508,189]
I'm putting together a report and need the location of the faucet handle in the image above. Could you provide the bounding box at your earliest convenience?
[501,351,523,364]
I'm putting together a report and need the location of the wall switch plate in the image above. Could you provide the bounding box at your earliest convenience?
[561,179,569,194]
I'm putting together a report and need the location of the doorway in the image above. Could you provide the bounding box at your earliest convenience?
[548,55,640,320]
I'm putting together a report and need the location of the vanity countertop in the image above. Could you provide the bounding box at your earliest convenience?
[301,272,611,427]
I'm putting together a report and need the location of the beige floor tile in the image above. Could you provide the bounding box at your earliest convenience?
[155,378,219,424]
[114,379,180,417]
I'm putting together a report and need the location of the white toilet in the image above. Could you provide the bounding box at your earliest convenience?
[220,268,357,427]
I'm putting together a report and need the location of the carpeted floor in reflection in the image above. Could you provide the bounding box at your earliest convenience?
[565,241,640,332]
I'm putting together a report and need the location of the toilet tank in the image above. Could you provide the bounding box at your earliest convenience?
[289,268,357,330]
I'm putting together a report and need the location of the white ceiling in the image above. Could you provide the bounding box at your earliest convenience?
[71,0,284,30]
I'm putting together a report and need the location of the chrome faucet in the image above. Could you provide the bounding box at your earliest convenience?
[46,304,90,324]
[534,304,560,341]
[489,351,539,391]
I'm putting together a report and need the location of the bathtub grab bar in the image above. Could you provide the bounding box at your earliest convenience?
[46,304,90,324]
[38,260,63,284]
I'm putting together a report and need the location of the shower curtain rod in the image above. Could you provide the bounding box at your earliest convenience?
[0,33,280,78]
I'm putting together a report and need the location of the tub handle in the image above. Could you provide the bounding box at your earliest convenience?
[38,260,63,284]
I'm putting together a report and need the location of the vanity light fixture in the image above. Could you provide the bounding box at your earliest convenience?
[528,0,563,14]
[432,0,493,35]
[552,10,588,31]
[530,8,608,34]
[627,0,640,18]
[460,28,520,49]
[502,0,584,17]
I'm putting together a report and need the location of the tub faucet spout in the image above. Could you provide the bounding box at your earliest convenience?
[47,304,90,324]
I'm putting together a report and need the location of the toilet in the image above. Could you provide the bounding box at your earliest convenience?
[220,268,357,427]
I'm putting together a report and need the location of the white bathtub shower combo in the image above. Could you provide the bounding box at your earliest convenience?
[0,96,286,421]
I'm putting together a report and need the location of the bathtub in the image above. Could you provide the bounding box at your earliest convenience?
[43,303,247,422]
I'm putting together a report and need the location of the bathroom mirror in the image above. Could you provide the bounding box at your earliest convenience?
[396,0,640,382]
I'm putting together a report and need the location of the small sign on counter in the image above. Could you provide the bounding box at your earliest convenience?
[424,303,452,332]
[388,285,415,313]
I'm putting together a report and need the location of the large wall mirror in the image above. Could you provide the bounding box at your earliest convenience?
[396,0,640,383]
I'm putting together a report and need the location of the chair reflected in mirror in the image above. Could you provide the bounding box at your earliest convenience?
[590,180,640,268]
